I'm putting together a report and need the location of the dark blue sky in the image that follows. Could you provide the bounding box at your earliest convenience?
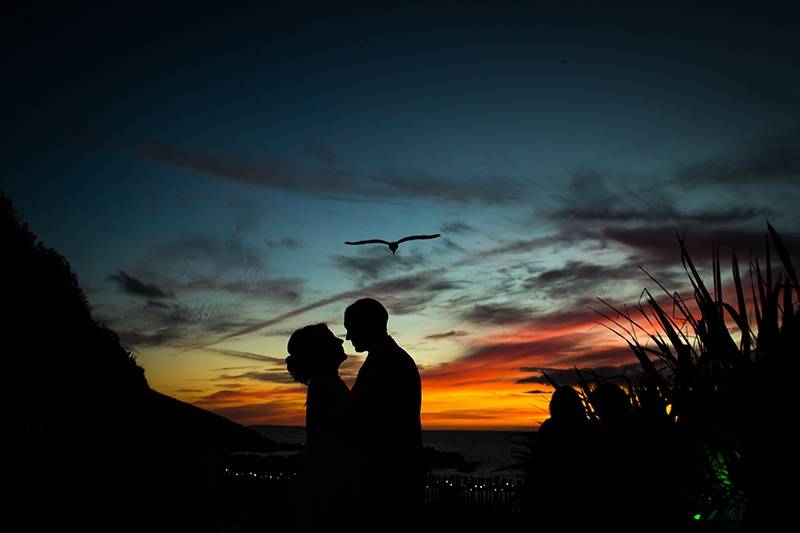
[4,2,799,428]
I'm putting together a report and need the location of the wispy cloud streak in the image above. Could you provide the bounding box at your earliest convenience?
[108,270,173,298]
[136,141,524,204]
[179,270,450,352]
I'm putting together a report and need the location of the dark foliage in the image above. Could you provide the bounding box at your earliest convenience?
[521,225,799,530]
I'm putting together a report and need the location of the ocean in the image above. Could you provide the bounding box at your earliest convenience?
[252,425,533,479]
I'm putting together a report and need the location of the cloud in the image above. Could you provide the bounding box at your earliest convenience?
[517,363,647,387]
[106,196,318,351]
[177,269,452,351]
[147,196,281,281]
[678,131,800,187]
[384,294,436,315]
[523,261,644,297]
[416,302,651,429]
[381,277,461,315]
[192,386,307,426]
[369,270,454,294]
[117,327,186,348]
[145,299,170,309]
[425,279,463,292]
[551,204,771,225]
[521,304,601,330]
[601,225,800,266]
[108,270,173,298]
[266,237,303,250]
[146,231,267,287]
[461,303,537,325]
[206,348,286,364]
[123,265,453,352]
[546,172,777,229]
[425,410,503,421]
[211,350,365,386]
[142,300,240,328]
[421,341,636,401]
[151,233,219,264]
[228,198,266,235]
[204,401,304,426]
[456,232,589,267]
[422,336,584,390]
[441,220,477,234]
[556,345,639,368]
[332,248,425,281]
[304,141,339,167]
[453,334,596,369]
[372,166,526,204]
[136,230,304,294]
[233,370,297,385]
[419,301,641,392]
[208,293,354,344]
[421,404,540,430]
[111,299,258,350]
[136,140,524,204]
[186,278,304,302]
[258,327,302,338]
[543,173,800,270]
[435,236,469,255]
[425,330,469,340]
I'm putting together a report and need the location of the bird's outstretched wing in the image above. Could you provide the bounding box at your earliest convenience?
[397,233,441,243]
[345,239,392,245]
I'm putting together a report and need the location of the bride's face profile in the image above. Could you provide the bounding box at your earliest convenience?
[287,324,347,384]
[323,328,347,365]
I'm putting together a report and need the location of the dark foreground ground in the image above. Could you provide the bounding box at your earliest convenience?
[218,455,744,532]
[220,470,522,532]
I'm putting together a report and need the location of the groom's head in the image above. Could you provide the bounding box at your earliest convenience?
[344,298,388,352]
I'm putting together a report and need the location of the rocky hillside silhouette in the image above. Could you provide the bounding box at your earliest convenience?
[3,191,276,531]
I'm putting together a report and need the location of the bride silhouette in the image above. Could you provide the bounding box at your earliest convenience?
[286,324,354,531]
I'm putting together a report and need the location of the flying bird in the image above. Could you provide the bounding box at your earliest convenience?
[345,234,441,254]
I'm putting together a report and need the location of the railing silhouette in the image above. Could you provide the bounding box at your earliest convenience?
[223,466,520,505]
[425,473,520,506]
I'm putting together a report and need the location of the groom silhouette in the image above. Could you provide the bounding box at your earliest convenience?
[345,298,423,528]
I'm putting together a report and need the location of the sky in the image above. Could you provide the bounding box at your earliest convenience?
[4,2,800,430]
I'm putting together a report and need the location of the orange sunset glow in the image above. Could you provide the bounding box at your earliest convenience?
[166,309,643,430]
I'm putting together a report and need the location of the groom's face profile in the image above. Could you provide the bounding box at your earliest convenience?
[344,317,368,352]
[344,298,388,353]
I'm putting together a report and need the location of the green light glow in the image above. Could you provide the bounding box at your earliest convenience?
[693,513,702,521]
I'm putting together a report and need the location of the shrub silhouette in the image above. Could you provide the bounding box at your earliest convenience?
[2,192,148,433]
[595,227,799,527]
[3,192,274,532]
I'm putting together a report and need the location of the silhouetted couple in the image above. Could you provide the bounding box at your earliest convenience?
[285,298,423,531]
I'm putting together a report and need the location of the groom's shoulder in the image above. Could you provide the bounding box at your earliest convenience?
[388,338,415,361]
[390,340,420,375]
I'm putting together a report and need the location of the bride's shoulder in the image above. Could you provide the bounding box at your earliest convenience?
[309,375,350,394]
